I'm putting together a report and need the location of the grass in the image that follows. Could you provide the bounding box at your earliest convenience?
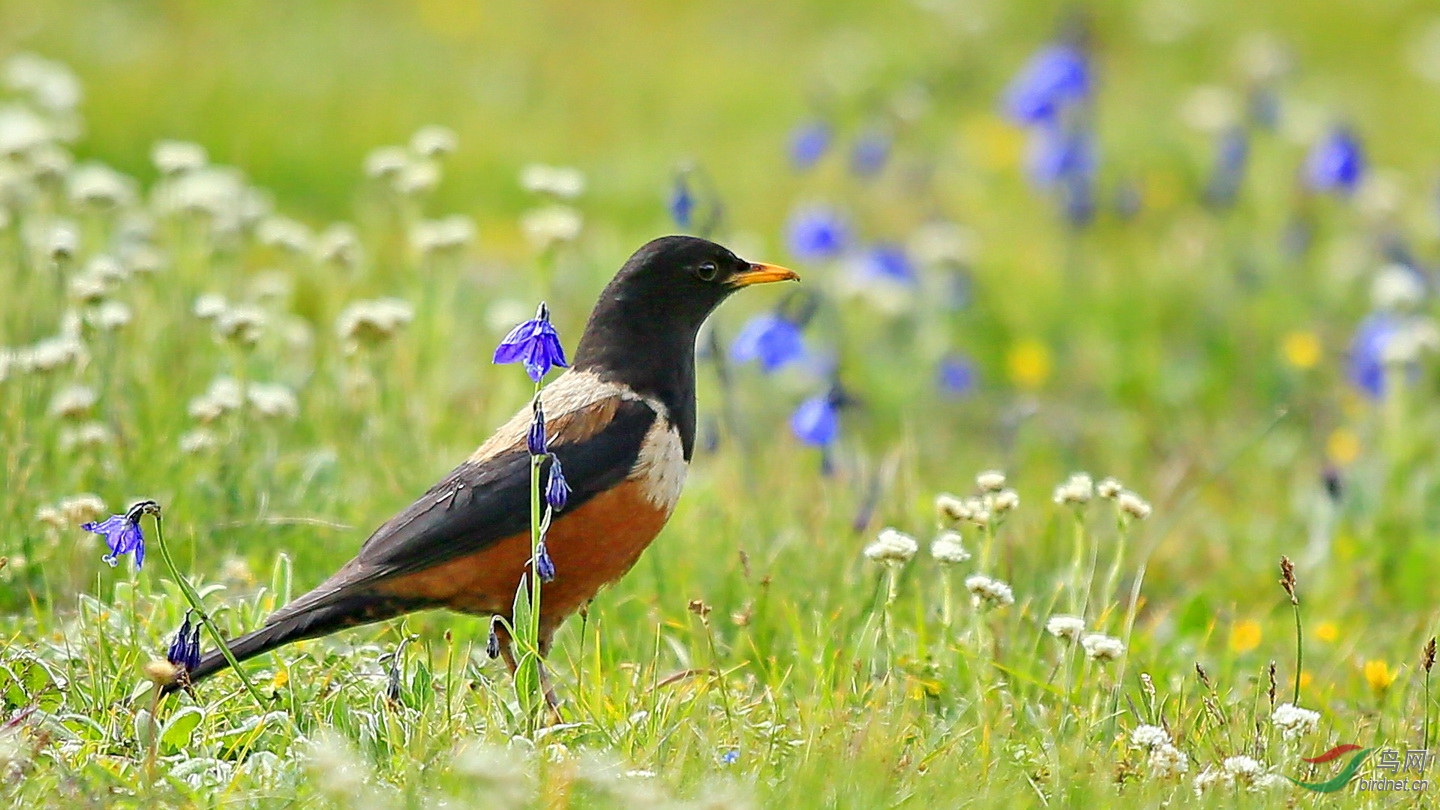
[4,0,1440,807]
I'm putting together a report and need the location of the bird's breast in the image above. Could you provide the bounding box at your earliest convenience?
[629,415,688,514]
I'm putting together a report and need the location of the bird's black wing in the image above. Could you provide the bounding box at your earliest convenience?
[267,396,657,624]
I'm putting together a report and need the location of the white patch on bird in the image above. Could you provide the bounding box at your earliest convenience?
[631,412,687,513]
[470,370,642,460]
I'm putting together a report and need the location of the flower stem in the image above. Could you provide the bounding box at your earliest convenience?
[150,510,268,710]
[1290,599,1304,706]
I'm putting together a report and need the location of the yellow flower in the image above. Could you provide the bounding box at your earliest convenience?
[1315,622,1339,643]
[1327,428,1362,466]
[1229,620,1262,653]
[1364,660,1396,695]
[965,115,1025,172]
[1282,331,1322,369]
[1299,672,1314,690]
[1007,339,1052,391]
[271,669,289,690]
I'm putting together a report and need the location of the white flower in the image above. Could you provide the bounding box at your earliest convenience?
[520,205,583,250]
[193,293,229,320]
[394,159,440,195]
[256,217,313,253]
[214,305,266,346]
[363,146,409,179]
[410,216,475,254]
[1149,743,1189,778]
[988,488,1020,515]
[68,162,136,208]
[247,382,299,420]
[57,493,106,524]
[0,105,51,156]
[315,224,362,266]
[4,53,81,112]
[1383,317,1440,365]
[46,220,79,261]
[864,528,918,565]
[1271,703,1320,739]
[179,429,218,454]
[1192,766,1226,795]
[1116,491,1152,520]
[965,575,1014,608]
[59,422,112,451]
[1130,725,1171,749]
[67,273,108,305]
[1046,615,1085,642]
[1372,263,1427,311]
[935,493,971,522]
[410,125,457,158]
[188,377,245,423]
[929,530,970,564]
[1223,755,1263,779]
[1097,477,1123,499]
[519,164,585,198]
[337,298,415,349]
[48,384,96,419]
[89,300,132,332]
[1053,472,1094,506]
[1178,85,1241,133]
[152,140,207,174]
[306,730,371,800]
[975,470,1006,492]
[1081,633,1125,662]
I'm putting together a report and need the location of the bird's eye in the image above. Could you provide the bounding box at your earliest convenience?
[696,261,719,281]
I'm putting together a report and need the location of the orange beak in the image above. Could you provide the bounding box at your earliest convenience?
[728,262,800,288]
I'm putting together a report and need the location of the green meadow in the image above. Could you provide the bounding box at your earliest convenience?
[4,0,1440,806]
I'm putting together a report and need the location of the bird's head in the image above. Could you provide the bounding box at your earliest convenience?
[574,235,797,374]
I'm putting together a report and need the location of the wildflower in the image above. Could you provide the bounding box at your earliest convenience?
[785,205,850,261]
[1204,127,1248,209]
[937,352,977,397]
[545,456,570,511]
[1364,659,1396,695]
[965,575,1014,608]
[363,145,409,179]
[88,300,131,332]
[1046,614,1085,642]
[730,312,805,373]
[1271,703,1320,739]
[410,125,457,158]
[788,120,831,170]
[193,293,229,320]
[668,172,695,229]
[59,422,113,451]
[81,502,151,569]
[1096,477,1123,499]
[1006,338,1051,389]
[256,217,313,253]
[394,160,440,195]
[1052,473,1094,506]
[520,205,583,250]
[1281,331,1322,369]
[1222,755,1265,781]
[152,140,207,174]
[188,377,245,423]
[142,660,182,688]
[68,162,136,209]
[1149,743,1189,778]
[519,164,585,199]
[336,298,415,350]
[493,302,568,382]
[56,493,107,525]
[1315,622,1339,643]
[719,749,740,765]
[934,495,971,524]
[976,470,1006,492]
[864,528,918,565]
[4,53,81,112]
[535,542,556,582]
[1116,491,1152,520]
[1002,43,1091,125]
[1130,724,1171,750]
[790,391,839,447]
[1027,124,1095,188]
[989,489,1020,514]
[1305,126,1364,195]
[527,401,547,456]
[46,221,79,262]
[849,128,891,177]
[316,224,362,267]
[1229,620,1262,653]
[410,215,475,255]
[48,384,96,420]
[214,305,266,346]
[247,382,299,420]
[851,243,916,286]
[929,530,970,564]
[1081,632,1125,661]
[167,612,203,674]
[486,617,503,659]
[1372,263,1428,311]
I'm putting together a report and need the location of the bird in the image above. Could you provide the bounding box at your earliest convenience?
[172,235,797,706]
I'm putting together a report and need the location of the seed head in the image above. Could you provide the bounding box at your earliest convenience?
[1425,637,1436,673]
[1278,556,1297,605]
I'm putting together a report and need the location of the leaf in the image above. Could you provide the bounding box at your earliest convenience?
[161,706,205,752]
[134,708,155,750]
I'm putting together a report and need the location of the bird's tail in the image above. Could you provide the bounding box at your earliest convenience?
[166,595,407,695]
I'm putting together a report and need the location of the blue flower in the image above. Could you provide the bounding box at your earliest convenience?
[535,542,556,582]
[167,611,202,673]
[545,455,570,511]
[1204,128,1248,210]
[720,749,740,765]
[853,244,917,286]
[730,312,806,373]
[527,400,547,456]
[789,120,832,170]
[850,129,891,177]
[791,392,839,447]
[1306,126,1364,196]
[494,302,569,382]
[82,509,146,569]
[1348,312,1399,399]
[785,205,850,261]
[1027,124,1095,188]
[1003,44,1090,126]
[937,354,977,396]
[669,173,695,229]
